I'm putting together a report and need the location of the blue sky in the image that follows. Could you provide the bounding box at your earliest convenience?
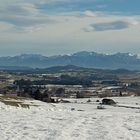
[40,0,140,14]
[0,0,140,56]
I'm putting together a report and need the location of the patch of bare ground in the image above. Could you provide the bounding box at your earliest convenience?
[0,95,38,108]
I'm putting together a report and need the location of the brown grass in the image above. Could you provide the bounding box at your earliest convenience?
[0,95,38,108]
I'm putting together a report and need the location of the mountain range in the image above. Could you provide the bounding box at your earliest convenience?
[0,51,140,70]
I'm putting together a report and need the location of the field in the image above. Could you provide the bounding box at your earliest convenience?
[0,95,140,140]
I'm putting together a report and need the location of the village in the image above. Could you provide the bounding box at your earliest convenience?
[0,67,140,103]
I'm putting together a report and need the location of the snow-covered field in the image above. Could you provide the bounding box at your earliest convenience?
[0,96,140,140]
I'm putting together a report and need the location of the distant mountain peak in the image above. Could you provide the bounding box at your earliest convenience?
[0,51,139,70]
[19,53,45,58]
[73,51,100,56]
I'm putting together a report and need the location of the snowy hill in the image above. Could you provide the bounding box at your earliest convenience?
[0,95,140,140]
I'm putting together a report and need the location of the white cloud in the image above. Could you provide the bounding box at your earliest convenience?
[84,10,98,17]
[0,3,55,31]
[0,1,140,55]
[5,3,39,16]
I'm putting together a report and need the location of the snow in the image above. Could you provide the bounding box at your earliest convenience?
[103,86,122,90]
[0,97,140,140]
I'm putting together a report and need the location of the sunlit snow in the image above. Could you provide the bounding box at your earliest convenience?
[0,96,140,140]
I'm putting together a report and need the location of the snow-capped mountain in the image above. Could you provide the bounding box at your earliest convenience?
[0,51,140,70]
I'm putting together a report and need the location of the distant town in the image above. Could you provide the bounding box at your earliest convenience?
[0,65,140,103]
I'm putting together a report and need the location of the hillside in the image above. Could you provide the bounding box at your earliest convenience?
[0,96,140,140]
